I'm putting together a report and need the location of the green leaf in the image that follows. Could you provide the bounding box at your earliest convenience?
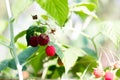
[62,47,86,73]
[18,47,39,63]
[82,47,97,59]
[51,69,60,78]
[74,6,97,20]
[74,2,97,11]
[57,66,65,77]
[101,21,120,48]
[12,0,34,18]
[0,60,10,71]
[17,42,27,49]
[14,30,27,42]
[71,56,97,73]
[8,59,27,70]
[48,66,65,78]
[116,68,120,78]
[8,59,17,69]
[8,47,39,69]
[30,53,46,74]
[36,0,69,26]
[71,2,97,20]
[30,46,46,74]
[39,26,47,33]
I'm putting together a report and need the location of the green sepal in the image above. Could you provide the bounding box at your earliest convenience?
[39,26,47,33]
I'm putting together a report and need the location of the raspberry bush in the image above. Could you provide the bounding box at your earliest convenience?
[0,0,120,80]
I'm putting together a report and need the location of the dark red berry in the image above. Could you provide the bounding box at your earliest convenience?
[45,45,56,56]
[93,68,104,78]
[29,36,38,47]
[38,34,49,46]
[104,71,114,80]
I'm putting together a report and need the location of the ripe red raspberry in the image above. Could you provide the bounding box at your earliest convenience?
[29,36,38,47]
[93,68,104,78]
[38,34,49,46]
[45,45,56,56]
[104,71,114,80]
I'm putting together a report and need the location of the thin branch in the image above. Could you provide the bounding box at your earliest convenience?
[0,41,11,48]
[82,16,93,30]
[5,0,23,80]
[92,32,101,39]
[80,31,91,39]
[80,32,98,55]
[91,39,97,55]
[80,64,91,80]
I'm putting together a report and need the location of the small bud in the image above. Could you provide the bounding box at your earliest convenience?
[32,15,38,20]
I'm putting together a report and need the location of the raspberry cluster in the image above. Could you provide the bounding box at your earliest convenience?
[28,33,56,57]
[93,67,114,80]
[29,33,49,47]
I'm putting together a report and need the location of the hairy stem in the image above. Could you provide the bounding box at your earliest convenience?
[91,32,101,58]
[91,39,97,54]
[80,32,98,58]
[5,0,23,80]
[80,32,98,53]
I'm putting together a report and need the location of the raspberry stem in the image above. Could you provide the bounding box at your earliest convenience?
[5,0,23,80]
[0,41,10,48]
[80,31,99,58]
